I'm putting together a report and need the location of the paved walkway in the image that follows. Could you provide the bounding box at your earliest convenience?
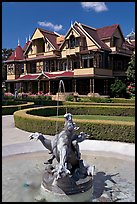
[2,115,135,202]
[2,115,135,157]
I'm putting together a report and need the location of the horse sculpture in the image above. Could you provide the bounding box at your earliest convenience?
[29,113,94,180]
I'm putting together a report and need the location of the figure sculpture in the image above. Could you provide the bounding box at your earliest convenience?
[29,113,94,181]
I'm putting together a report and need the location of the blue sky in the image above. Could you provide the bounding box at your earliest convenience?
[2,2,135,50]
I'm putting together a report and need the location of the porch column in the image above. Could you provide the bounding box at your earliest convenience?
[38,80,40,93]
[7,83,10,92]
[106,79,108,95]
[80,55,82,68]
[54,60,56,71]
[24,63,27,74]
[92,78,95,94]
[104,79,106,94]
[104,79,108,95]
[89,78,92,93]
[74,79,77,93]
[48,80,51,94]
[67,58,69,71]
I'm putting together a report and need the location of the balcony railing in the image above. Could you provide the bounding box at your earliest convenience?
[111,46,132,55]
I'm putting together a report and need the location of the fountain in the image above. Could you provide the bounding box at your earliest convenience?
[29,80,95,202]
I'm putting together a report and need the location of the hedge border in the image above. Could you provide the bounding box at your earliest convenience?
[2,102,34,115]
[14,106,135,143]
[64,101,135,106]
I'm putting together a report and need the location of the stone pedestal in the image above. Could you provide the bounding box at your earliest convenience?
[39,171,92,202]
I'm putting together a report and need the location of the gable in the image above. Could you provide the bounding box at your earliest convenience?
[66,27,80,40]
[113,27,124,41]
[32,28,44,40]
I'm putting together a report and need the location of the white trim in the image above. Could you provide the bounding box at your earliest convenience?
[76,22,101,49]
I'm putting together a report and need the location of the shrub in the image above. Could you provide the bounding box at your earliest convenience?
[14,106,135,143]
[4,92,14,100]
[66,95,74,101]
[110,80,127,98]
[2,102,34,115]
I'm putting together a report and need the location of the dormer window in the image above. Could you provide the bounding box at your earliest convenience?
[47,43,51,51]
[70,35,75,48]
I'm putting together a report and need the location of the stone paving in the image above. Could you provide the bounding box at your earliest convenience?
[2,115,135,202]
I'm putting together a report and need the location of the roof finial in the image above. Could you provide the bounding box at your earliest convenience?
[71,20,73,27]
[26,37,28,43]
[131,28,134,33]
[18,38,20,46]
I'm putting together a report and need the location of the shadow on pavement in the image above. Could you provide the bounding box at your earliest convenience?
[92,171,119,199]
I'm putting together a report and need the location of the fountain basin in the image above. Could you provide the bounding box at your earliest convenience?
[39,171,92,202]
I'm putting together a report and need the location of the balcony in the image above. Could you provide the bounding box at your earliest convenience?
[111,46,133,55]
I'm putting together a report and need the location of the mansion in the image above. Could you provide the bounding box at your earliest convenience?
[4,21,135,96]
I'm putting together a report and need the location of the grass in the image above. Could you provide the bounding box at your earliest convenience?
[52,115,135,122]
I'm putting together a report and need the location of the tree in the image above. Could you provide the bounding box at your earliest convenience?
[2,48,14,81]
[110,79,127,98]
[126,53,135,83]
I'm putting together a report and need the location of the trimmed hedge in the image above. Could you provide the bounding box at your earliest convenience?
[2,102,34,115]
[2,100,26,106]
[28,105,135,117]
[16,98,63,106]
[64,101,135,107]
[77,97,135,104]
[14,106,135,143]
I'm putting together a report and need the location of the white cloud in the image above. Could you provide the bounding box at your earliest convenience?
[81,2,108,12]
[38,21,63,31]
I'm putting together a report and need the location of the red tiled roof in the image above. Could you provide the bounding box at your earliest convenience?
[39,28,60,50]
[15,71,74,81]
[97,24,119,39]
[81,24,111,51]
[23,41,31,51]
[44,71,74,79]
[16,74,40,80]
[7,45,24,61]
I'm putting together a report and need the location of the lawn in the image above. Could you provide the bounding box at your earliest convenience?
[52,115,135,122]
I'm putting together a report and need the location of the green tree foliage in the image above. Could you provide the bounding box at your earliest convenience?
[126,53,135,83]
[2,48,14,81]
[110,79,126,98]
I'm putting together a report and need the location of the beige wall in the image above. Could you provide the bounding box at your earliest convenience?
[102,40,110,47]
[85,36,98,50]
[32,28,43,40]
[7,75,15,80]
[74,68,94,76]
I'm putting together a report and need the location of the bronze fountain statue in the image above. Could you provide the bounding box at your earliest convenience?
[29,112,95,202]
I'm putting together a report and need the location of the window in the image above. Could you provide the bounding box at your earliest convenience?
[47,43,51,51]
[82,55,93,68]
[50,61,55,72]
[73,60,80,69]
[30,63,36,73]
[44,61,49,72]
[37,61,43,72]
[63,62,67,70]
[7,64,14,75]
[83,59,88,68]
[75,38,79,47]
[70,35,75,48]
[21,64,24,73]
[89,58,93,67]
